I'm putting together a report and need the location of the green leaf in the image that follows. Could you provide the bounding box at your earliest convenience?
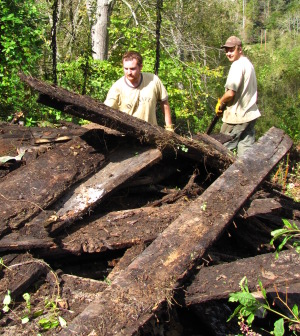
[258,280,267,301]
[292,304,299,317]
[38,318,59,330]
[273,318,285,336]
[32,309,44,318]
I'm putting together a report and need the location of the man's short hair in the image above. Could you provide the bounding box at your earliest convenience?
[122,51,143,66]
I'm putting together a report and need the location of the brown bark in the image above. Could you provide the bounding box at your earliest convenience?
[19,73,234,174]
[185,250,300,306]
[58,127,293,335]
[0,135,106,236]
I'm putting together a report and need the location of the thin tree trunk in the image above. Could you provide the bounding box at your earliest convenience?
[154,0,162,75]
[51,0,59,84]
[86,0,115,60]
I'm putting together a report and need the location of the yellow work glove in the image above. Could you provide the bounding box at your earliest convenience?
[215,98,226,117]
[165,124,175,132]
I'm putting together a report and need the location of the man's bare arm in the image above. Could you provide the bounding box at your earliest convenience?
[160,100,173,127]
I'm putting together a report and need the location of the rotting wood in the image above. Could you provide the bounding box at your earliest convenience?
[0,253,48,302]
[187,274,300,336]
[19,73,234,173]
[59,202,185,255]
[58,127,293,336]
[60,274,108,307]
[245,197,300,218]
[107,244,147,281]
[0,121,85,143]
[0,195,187,255]
[0,135,106,237]
[0,210,56,252]
[184,250,300,306]
[0,234,54,252]
[148,169,203,207]
[46,145,162,234]
[0,122,86,165]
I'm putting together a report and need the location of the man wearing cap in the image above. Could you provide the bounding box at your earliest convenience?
[216,36,261,156]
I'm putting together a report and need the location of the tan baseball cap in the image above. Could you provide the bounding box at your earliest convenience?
[221,36,242,48]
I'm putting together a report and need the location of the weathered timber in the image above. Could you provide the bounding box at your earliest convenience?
[184,250,300,306]
[0,121,85,143]
[245,197,300,218]
[58,127,293,336]
[0,210,57,252]
[188,276,300,336]
[107,244,147,281]
[0,122,86,166]
[0,181,189,255]
[0,146,163,251]
[0,234,54,252]
[59,274,109,313]
[47,145,162,234]
[0,135,106,237]
[59,202,184,254]
[19,73,233,173]
[0,254,47,302]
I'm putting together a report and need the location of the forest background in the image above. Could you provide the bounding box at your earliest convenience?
[0,0,299,143]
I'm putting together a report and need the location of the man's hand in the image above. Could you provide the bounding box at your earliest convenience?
[165,124,174,132]
[215,99,226,117]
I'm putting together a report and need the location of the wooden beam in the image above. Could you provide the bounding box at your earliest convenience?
[19,73,233,173]
[0,254,47,302]
[0,135,106,236]
[59,203,182,254]
[48,146,162,233]
[185,250,300,306]
[58,127,293,336]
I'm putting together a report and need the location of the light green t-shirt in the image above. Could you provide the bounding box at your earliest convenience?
[222,56,261,124]
[104,73,168,125]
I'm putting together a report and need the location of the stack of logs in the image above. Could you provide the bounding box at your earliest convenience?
[0,74,298,336]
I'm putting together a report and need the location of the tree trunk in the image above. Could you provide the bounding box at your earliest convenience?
[86,0,115,60]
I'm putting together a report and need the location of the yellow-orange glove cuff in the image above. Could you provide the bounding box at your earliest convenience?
[215,99,221,114]
[215,99,226,117]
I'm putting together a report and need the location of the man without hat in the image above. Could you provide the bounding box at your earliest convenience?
[215,36,261,156]
[104,51,174,131]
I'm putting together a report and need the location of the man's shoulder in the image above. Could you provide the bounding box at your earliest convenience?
[113,76,125,86]
[234,56,253,67]
[231,56,253,73]
[142,73,160,82]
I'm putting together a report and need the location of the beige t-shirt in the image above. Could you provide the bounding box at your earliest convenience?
[104,73,168,125]
[222,56,261,124]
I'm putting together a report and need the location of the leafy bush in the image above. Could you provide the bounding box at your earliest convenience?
[0,0,45,121]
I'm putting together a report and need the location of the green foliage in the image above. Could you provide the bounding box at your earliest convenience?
[0,259,67,332]
[270,219,300,257]
[228,276,300,335]
[0,0,298,145]
[228,220,300,335]
[0,0,45,120]
[246,38,300,143]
